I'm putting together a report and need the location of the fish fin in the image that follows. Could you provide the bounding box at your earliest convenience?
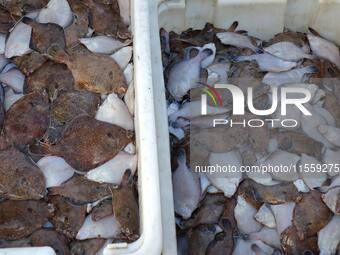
[45,44,70,64]
[308,27,320,36]
[47,186,61,196]
[227,21,239,32]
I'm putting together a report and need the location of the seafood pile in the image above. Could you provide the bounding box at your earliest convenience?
[0,0,139,254]
[161,22,340,254]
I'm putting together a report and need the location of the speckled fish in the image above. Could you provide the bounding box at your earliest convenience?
[273,131,323,158]
[0,5,15,34]
[65,0,90,47]
[233,53,297,72]
[48,47,127,94]
[0,0,48,16]
[308,28,340,67]
[187,224,219,255]
[31,229,70,255]
[22,17,66,54]
[293,190,332,240]
[238,179,301,208]
[183,194,225,229]
[91,198,113,221]
[111,170,139,240]
[216,31,260,52]
[0,147,46,200]
[48,175,114,204]
[49,195,86,238]
[264,41,313,61]
[26,61,75,100]
[263,66,318,87]
[0,200,52,240]
[41,115,132,171]
[0,91,49,150]
[46,91,100,143]
[70,239,106,255]
[13,52,48,76]
[82,0,129,38]
[281,226,319,255]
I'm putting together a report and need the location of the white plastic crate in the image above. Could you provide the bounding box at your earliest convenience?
[151,0,340,254]
[0,0,165,255]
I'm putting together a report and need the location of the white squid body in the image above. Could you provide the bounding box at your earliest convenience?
[308,33,340,67]
[95,93,134,131]
[86,152,137,185]
[37,0,73,28]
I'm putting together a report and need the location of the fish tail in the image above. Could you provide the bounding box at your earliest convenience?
[227,21,238,32]
[47,187,60,196]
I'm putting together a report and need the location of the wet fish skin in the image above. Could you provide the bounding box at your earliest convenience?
[31,229,70,255]
[65,0,90,47]
[1,0,48,16]
[82,0,129,38]
[13,52,48,76]
[48,175,114,205]
[233,53,297,72]
[0,200,52,240]
[22,17,66,54]
[45,115,133,172]
[0,91,49,150]
[293,190,332,240]
[46,91,100,143]
[48,48,127,95]
[281,226,319,255]
[263,66,318,87]
[237,179,302,209]
[26,61,75,101]
[264,41,313,61]
[111,170,139,240]
[167,47,213,101]
[307,32,340,67]
[49,195,87,239]
[70,238,106,255]
[216,32,260,52]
